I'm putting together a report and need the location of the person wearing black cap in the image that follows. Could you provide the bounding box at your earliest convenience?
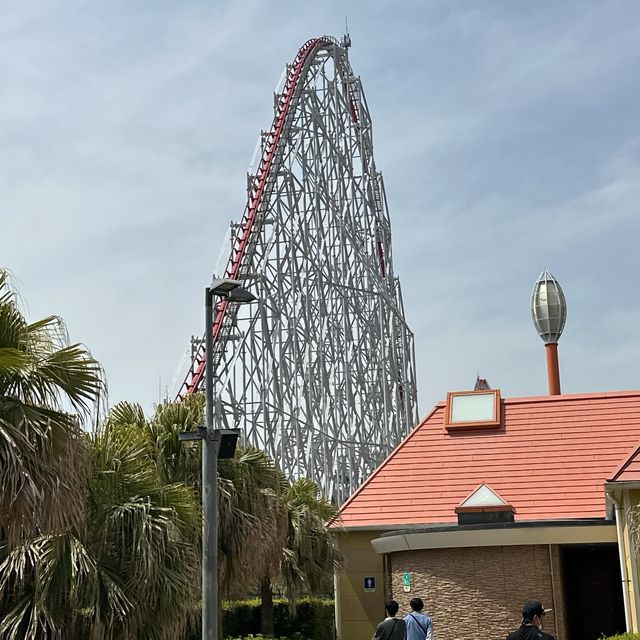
[506,600,555,640]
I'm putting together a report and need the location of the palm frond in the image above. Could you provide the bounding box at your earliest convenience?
[105,401,147,431]
[87,413,201,638]
[0,532,131,640]
[217,445,288,594]
[0,270,104,544]
[0,399,90,544]
[149,393,204,485]
[280,478,343,606]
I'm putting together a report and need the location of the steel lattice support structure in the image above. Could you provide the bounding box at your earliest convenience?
[179,36,419,504]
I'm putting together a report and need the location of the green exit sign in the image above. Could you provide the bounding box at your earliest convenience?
[402,572,411,592]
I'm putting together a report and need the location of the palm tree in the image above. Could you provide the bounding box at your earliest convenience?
[0,270,300,638]
[148,394,204,486]
[147,395,288,596]
[88,411,202,638]
[259,477,342,635]
[281,478,342,600]
[217,446,287,596]
[0,528,122,639]
[0,268,104,545]
[0,401,203,640]
[128,397,289,636]
[0,268,106,638]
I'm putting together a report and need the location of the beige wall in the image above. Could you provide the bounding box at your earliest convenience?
[612,486,640,632]
[627,488,640,631]
[335,530,385,640]
[388,545,567,640]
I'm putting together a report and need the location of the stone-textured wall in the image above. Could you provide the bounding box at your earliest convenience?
[389,545,567,640]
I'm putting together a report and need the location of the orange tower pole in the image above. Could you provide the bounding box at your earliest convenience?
[545,343,561,395]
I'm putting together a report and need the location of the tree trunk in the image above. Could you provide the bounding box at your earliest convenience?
[218,587,224,640]
[260,575,275,636]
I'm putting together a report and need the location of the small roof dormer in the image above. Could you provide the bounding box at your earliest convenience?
[455,483,515,525]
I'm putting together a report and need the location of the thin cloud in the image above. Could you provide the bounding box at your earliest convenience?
[2,0,639,417]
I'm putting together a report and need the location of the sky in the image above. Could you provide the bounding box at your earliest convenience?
[3,1,640,420]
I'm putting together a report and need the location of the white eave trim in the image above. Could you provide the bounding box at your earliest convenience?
[371,523,616,554]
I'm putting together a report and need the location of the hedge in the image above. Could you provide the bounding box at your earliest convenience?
[222,597,334,640]
[603,635,640,640]
[224,637,308,640]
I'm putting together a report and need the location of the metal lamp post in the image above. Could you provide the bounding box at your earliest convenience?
[531,269,567,395]
[204,278,256,640]
[180,278,257,640]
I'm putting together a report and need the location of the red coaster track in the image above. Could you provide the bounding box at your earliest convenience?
[182,37,336,396]
[174,35,419,504]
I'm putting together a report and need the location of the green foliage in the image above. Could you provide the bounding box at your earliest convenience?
[0,403,202,640]
[223,636,311,640]
[87,412,202,638]
[0,269,105,546]
[217,446,288,594]
[222,598,334,640]
[292,599,335,640]
[222,600,262,638]
[602,635,640,639]
[224,636,310,640]
[0,268,200,640]
[0,268,341,639]
[149,393,205,485]
[280,479,342,607]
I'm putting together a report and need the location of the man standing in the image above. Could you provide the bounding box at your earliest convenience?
[506,600,555,640]
[372,600,407,640]
[404,597,434,640]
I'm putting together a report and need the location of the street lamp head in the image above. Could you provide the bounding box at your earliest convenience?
[208,279,257,304]
[217,429,241,458]
[226,286,257,303]
[209,278,242,295]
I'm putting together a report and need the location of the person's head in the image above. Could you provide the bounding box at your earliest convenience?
[521,600,552,629]
[385,600,400,617]
[409,598,424,612]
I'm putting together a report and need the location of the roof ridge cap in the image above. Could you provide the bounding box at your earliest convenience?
[503,389,640,404]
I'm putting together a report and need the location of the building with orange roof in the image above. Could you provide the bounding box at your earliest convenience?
[332,389,640,640]
[331,273,640,640]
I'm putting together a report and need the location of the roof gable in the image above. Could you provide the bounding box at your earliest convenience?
[336,390,640,528]
[456,483,513,512]
[608,443,640,483]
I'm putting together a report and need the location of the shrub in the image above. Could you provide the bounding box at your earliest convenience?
[223,599,262,638]
[222,598,334,640]
[224,636,310,640]
[603,634,640,640]
[294,599,335,640]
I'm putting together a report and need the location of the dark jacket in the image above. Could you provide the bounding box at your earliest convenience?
[506,624,555,640]
[373,616,407,640]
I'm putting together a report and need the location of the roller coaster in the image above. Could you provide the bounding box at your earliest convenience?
[175,35,418,504]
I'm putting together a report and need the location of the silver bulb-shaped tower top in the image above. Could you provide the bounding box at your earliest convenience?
[531,269,567,345]
[531,269,566,395]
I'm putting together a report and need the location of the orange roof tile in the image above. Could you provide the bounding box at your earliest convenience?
[336,390,640,528]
